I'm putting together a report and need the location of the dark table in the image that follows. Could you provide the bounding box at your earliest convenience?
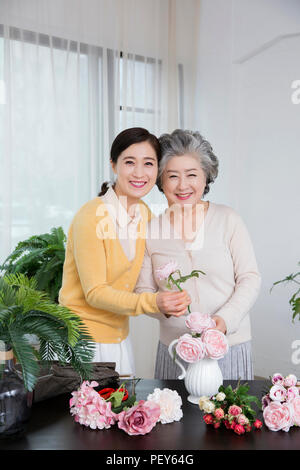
[0,380,299,450]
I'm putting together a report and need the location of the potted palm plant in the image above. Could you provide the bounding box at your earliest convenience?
[0,273,95,438]
[0,227,66,302]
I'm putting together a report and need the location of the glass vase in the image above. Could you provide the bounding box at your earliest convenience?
[0,344,33,438]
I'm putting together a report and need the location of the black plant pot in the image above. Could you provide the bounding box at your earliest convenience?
[0,346,33,439]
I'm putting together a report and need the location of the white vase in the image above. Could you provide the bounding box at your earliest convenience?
[168,339,223,404]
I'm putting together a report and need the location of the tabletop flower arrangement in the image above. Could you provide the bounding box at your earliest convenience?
[199,382,262,435]
[174,312,229,363]
[262,372,300,432]
[69,380,183,436]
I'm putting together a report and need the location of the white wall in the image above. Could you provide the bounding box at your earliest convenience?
[195,0,300,378]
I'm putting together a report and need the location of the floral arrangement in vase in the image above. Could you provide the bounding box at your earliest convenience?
[174,312,229,363]
[69,380,183,435]
[262,372,300,432]
[199,382,262,435]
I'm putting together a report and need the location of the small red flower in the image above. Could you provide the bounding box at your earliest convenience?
[254,419,263,429]
[245,424,252,432]
[203,413,214,425]
[230,420,237,430]
[234,424,245,435]
[98,387,129,402]
[224,420,231,429]
[213,421,221,429]
[98,388,115,399]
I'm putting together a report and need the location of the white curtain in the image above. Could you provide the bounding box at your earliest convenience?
[0,0,200,378]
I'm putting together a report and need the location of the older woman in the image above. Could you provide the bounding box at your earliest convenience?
[135,129,261,380]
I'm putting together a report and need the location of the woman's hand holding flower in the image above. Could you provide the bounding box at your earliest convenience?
[156,290,191,317]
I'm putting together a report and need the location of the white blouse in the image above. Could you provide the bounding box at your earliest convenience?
[92,187,140,377]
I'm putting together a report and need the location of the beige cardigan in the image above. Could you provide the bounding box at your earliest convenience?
[135,202,261,348]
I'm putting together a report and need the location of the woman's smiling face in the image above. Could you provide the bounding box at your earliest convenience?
[161,154,207,207]
[111,141,158,204]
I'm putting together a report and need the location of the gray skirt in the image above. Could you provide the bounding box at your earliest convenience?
[154,340,253,381]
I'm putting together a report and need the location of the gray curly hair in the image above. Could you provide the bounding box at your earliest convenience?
[157,129,219,196]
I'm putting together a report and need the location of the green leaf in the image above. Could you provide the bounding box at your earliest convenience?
[9,325,40,391]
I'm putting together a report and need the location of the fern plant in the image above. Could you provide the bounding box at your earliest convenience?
[0,227,66,302]
[271,262,300,322]
[0,273,95,391]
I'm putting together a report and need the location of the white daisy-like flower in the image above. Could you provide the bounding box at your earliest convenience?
[147,388,183,424]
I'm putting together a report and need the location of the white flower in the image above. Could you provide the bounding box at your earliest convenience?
[147,388,183,424]
[215,392,226,402]
[202,400,215,414]
[198,396,210,410]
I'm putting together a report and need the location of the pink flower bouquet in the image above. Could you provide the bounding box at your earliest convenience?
[199,382,262,435]
[174,312,229,363]
[262,372,300,432]
[69,381,183,436]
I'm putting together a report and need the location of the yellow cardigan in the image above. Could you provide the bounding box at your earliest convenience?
[58,197,159,343]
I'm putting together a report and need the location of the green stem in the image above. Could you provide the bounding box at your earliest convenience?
[170,275,191,313]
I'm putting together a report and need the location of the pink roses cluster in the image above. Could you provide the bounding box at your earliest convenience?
[262,373,300,432]
[175,312,229,363]
[199,387,262,435]
[70,381,183,436]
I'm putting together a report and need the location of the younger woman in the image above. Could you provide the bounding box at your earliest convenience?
[59,128,190,377]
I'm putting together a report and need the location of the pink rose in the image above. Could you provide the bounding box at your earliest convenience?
[271,373,284,386]
[284,374,297,388]
[176,334,206,363]
[214,408,225,420]
[201,329,229,360]
[228,405,242,417]
[203,414,214,425]
[234,424,245,435]
[262,394,271,410]
[253,419,263,429]
[117,400,160,436]
[286,386,299,402]
[155,261,178,281]
[269,384,287,402]
[237,414,249,426]
[185,312,216,334]
[263,401,294,432]
[291,396,300,426]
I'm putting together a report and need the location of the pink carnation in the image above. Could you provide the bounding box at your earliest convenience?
[185,312,216,334]
[176,333,206,363]
[155,261,178,281]
[201,329,229,360]
[291,396,300,426]
[263,401,294,432]
[269,384,287,402]
[117,400,160,436]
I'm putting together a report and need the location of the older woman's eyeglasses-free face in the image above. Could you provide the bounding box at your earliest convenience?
[161,154,207,208]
